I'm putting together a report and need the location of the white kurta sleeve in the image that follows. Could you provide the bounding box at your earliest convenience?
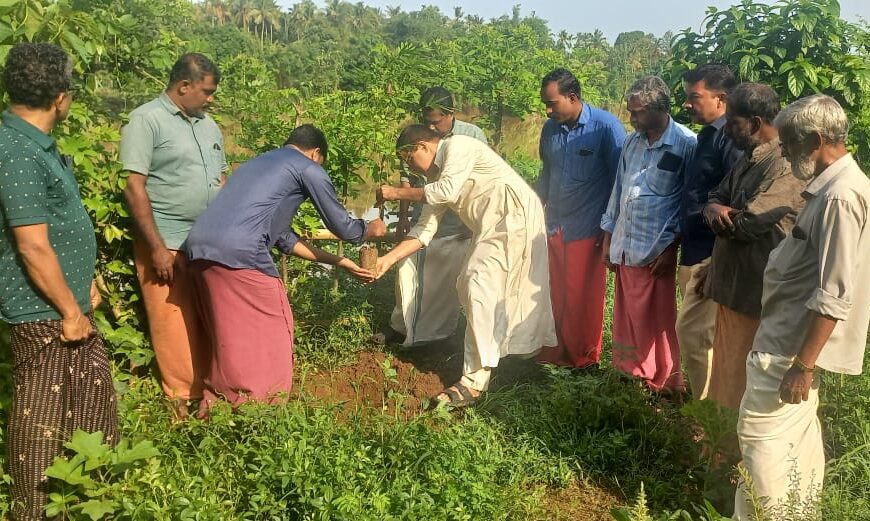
[407,203,447,247]
[423,139,477,206]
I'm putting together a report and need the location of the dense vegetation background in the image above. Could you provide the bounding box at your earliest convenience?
[0,0,868,519]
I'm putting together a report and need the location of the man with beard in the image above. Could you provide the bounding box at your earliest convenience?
[676,64,742,400]
[734,95,870,518]
[536,68,625,369]
[601,76,696,392]
[702,83,807,410]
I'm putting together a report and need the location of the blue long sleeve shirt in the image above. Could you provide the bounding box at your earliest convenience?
[601,118,697,267]
[537,103,626,242]
[185,146,366,277]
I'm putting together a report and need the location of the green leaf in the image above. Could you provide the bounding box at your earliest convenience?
[76,499,116,520]
[786,70,802,97]
[65,430,110,471]
[44,457,95,487]
[113,439,160,466]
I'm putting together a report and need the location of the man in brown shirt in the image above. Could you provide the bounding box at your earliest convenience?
[701,83,806,409]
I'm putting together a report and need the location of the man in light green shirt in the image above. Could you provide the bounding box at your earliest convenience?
[120,53,226,416]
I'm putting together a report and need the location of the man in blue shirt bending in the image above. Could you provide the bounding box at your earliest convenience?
[185,125,385,412]
[536,68,626,369]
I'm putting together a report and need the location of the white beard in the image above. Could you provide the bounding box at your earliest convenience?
[790,154,816,181]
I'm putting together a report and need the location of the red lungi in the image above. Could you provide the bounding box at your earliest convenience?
[538,231,606,368]
[612,265,684,391]
[191,260,294,409]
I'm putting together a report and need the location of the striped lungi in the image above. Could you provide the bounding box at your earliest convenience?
[7,315,118,521]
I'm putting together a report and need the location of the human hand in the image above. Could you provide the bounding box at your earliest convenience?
[601,233,616,272]
[364,218,387,240]
[61,312,95,343]
[377,185,399,205]
[337,258,376,283]
[693,264,710,298]
[374,256,396,280]
[397,217,411,239]
[650,243,678,279]
[151,247,176,283]
[90,280,102,311]
[779,364,814,404]
[703,203,735,235]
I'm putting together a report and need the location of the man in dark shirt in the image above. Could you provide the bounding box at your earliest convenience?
[676,64,742,400]
[702,83,805,409]
[185,125,385,411]
[0,43,118,520]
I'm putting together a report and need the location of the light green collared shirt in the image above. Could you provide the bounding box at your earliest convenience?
[120,92,227,249]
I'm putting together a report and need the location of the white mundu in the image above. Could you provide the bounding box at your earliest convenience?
[409,136,557,389]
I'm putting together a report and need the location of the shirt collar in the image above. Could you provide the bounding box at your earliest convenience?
[559,103,590,132]
[644,116,677,149]
[434,138,447,169]
[158,92,203,120]
[802,153,856,198]
[709,114,727,130]
[747,137,781,163]
[1,109,55,151]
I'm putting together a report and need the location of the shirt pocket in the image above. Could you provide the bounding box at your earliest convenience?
[565,141,599,184]
[644,151,683,196]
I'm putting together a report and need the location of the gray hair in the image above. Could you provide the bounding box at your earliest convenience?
[624,76,671,113]
[774,94,849,145]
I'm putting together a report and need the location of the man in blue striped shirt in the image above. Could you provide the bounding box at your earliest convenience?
[536,68,626,369]
[601,76,697,392]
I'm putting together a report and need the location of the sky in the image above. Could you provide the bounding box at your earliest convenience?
[278,0,870,43]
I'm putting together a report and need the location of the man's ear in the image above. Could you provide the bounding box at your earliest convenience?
[750,115,764,134]
[807,131,823,151]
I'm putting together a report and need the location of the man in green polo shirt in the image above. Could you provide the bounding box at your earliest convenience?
[0,42,119,521]
[121,53,226,417]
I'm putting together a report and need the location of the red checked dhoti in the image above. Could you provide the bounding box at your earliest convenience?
[611,265,684,391]
[538,231,606,368]
[190,260,294,409]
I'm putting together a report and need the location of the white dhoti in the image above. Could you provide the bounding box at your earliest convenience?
[734,351,824,520]
[390,234,470,346]
[410,136,557,392]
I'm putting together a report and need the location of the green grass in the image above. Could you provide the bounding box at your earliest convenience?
[1,264,869,520]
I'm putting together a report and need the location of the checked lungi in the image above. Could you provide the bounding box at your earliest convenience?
[7,315,118,521]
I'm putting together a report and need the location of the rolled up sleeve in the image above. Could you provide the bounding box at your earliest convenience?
[804,198,862,320]
[274,229,300,255]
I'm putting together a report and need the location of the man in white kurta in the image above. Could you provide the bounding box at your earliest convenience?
[734,95,870,519]
[377,128,557,400]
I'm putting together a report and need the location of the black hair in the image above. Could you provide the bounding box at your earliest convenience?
[682,64,737,93]
[3,42,72,109]
[541,68,581,98]
[419,86,454,113]
[284,124,328,157]
[168,53,221,86]
[728,83,781,123]
[396,124,439,150]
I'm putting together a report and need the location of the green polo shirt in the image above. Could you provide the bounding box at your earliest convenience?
[120,92,227,249]
[0,110,96,323]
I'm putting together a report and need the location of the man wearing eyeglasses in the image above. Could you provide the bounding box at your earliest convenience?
[378,86,486,348]
[0,42,118,521]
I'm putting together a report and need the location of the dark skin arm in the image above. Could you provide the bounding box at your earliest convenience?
[124,172,177,283]
[779,312,837,404]
[397,180,412,238]
[12,224,93,342]
[601,231,616,272]
[649,240,679,279]
[291,240,374,282]
[703,202,736,235]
